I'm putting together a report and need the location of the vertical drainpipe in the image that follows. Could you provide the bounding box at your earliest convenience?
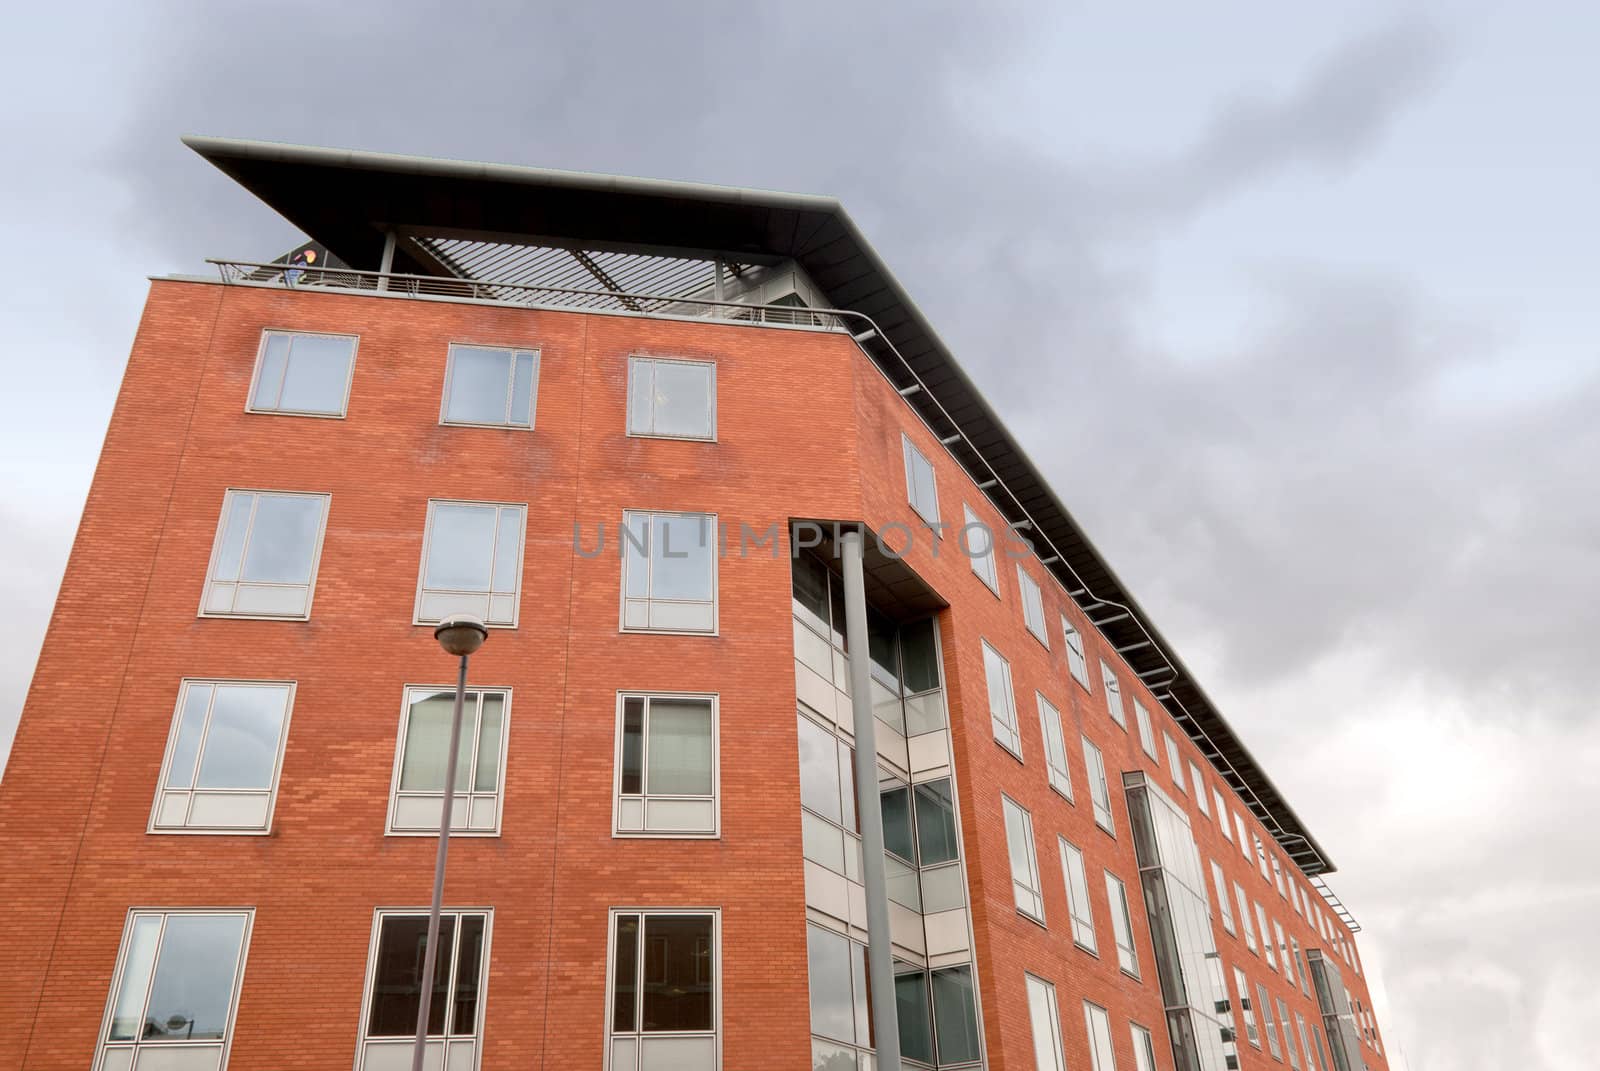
[377,229,396,291]
[840,529,902,1071]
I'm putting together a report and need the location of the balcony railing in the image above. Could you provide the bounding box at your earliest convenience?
[206,259,848,331]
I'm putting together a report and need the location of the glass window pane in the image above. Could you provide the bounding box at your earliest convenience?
[250,333,291,409]
[880,784,914,861]
[400,691,456,791]
[369,915,454,1037]
[143,915,246,1041]
[240,495,321,584]
[612,915,639,1032]
[913,780,959,866]
[651,361,713,438]
[645,699,713,796]
[621,700,645,795]
[108,916,162,1041]
[791,553,830,627]
[426,504,498,593]
[850,940,872,1047]
[895,970,934,1064]
[623,514,651,598]
[931,965,980,1064]
[898,618,939,694]
[165,685,213,790]
[277,334,353,412]
[648,514,712,600]
[628,360,655,434]
[509,353,536,426]
[806,924,854,1043]
[194,685,286,790]
[838,742,858,832]
[640,915,713,1032]
[491,508,521,594]
[451,915,485,1037]
[474,696,504,792]
[445,346,512,424]
[213,494,254,582]
[797,714,842,823]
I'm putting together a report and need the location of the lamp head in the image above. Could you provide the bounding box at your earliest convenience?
[434,614,488,657]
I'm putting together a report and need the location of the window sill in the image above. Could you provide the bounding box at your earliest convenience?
[245,407,349,420]
[438,419,535,432]
[626,431,718,443]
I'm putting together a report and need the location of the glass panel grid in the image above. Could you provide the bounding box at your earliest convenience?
[200,490,328,619]
[247,330,357,416]
[416,500,525,627]
[615,694,718,836]
[627,356,716,440]
[621,511,718,634]
[151,681,293,832]
[441,344,539,428]
[389,687,510,834]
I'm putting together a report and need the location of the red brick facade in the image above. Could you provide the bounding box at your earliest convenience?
[0,279,1387,1070]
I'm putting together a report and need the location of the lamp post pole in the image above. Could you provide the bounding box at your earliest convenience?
[412,615,488,1071]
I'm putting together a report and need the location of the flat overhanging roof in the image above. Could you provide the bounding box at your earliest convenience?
[183,134,1337,874]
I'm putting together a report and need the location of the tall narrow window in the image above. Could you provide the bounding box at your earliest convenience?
[930,964,982,1065]
[247,330,357,416]
[1099,662,1126,728]
[1059,838,1097,952]
[1131,1023,1158,1071]
[359,910,490,1071]
[1082,736,1115,833]
[621,510,718,633]
[1084,1002,1118,1071]
[200,489,330,619]
[1133,700,1156,758]
[1062,618,1090,689]
[1105,871,1140,977]
[608,910,718,1071]
[415,500,526,627]
[1296,1012,1320,1071]
[96,910,252,1070]
[984,641,1021,757]
[1191,764,1210,816]
[1279,998,1301,1068]
[1275,920,1295,985]
[1235,813,1251,861]
[441,343,539,428]
[1234,967,1260,1047]
[902,435,940,524]
[389,687,510,835]
[964,504,999,592]
[1037,693,1073,799]
[1017,565,1049,646]
[1254,834,1271,881]
[1257,983,1282,1059]
[806,923,872,1058]
[1292,937,1311,996]
[614,693,718,837]
[1003,795,1045,923]
[628,356,716,440]
[1273,855,1288,898]
[1256,903,1276,970]
[1163,732,1186,793]
[1025,975,1068,1071]
[1210,861,1236,935]
[152,680,293,832]
[1215,788,1233,838]
[1235,883,1258,953]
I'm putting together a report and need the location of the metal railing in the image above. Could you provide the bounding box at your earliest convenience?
[207,259,847,330]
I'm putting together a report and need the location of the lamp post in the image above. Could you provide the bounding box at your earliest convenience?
[411,613,488,1071]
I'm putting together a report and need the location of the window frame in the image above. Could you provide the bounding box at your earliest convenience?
[1211,860,1236,936]
[413,498,527,629]
[964,504,1000,594]
[1036,692,1073,800]
[1131,1022,1158,1071]
[1099,661,1126,729]
[1002,794,1046,925]
[386,685,513,837]
[1062,617,1091,691]
[438,342,541,430]
[1215,788,1233,838]
[1190,764,1209,816]
[244,328,358,418]
[983,640,1022,760]
[1082,735,1116,834]
[1058,836,1098,954]
[198,488,331,621]
[1234,966,1261,1048]
[355,907,494,1071]
[1016,564,1049,647]
[901,433,941,525]
[1024,973,1068,1071]
[1083,1000,1119,1071]
[604,907,722,1071]
[148,678,296,835]
[1163,732,1187,794]
[626,355,717,441]
[612,691,721,839]
[1133,699,1156,758]
[1105,870,1140,979]
[1256,902,1277,970]
[619,509,720,635]
[1235,882,1258,953]
[93,908,254,1071]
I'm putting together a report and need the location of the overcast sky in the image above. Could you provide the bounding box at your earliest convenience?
[3,3,1597,1067]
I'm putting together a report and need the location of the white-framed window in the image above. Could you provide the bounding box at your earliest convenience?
[1133,700,1156,758]
[357,909,491,1071]
[387,686,510,835]
[1235,813,1251,861]
[1191,764,1209,816]
[94,909,252,1071]
[1280,998,1302,1068]
[902,434,940,524]
[199,489,330,619]
[1062,618,1090,690]
[1099,661,1126,728]
[1257,983,1283,1059]
[984,641,1021,758]
[628,356,716,440]
[1003,795,1045,922]
[440,343,539,428]
[615,693,718,837]
[1017,565,1049,646]
[607,908,720,1071]
[415,500,526,627]
[1292,937,1311,997]
[1291,881,1304,918]
[1256,903,1276,970]
[1105,871,1139,977]
[1215,788,1233,838]
[1131,1023,1158,1071]
[1294,1012,1318,1071]
[1025,974,1068,1071]
[1273,854,1288,898]
[621,510,718,633]
[1037,693,1072,799]
[1275,920,1295,985]
[1254,834,1271,881]
[1164,733,1186,793]
[1082,736,1115,833]
[1211,861,1236,935]
[964,504,999,593]
[1083,1001,1118,1071]
[1235,883,1258,953]
[150,680,293,833]
[1059,837,1097,952]
[246,329,357,417]
[1234,966,1260,1047]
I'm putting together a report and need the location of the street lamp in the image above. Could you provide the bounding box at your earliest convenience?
[411,613,488,1071]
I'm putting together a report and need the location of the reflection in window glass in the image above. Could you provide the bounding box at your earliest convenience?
[931,965,981,1064]
[249,331,356,416]
[903,435,940,524]
[984,641,1020,756]
[1063,619,1091,688]
[101,911,249,1065]
[964,504,999,591]
[1017,565,1049,645]
[441,344,538,427]
[622,511,717,633]
[391,688,508,834]
[628,356,715,439]
[154,681,292,831]
[202,490,328,618]
[913,780,959,865]
[1004,795,1044,921]
[895,969,934,1064]
[416,500,525,626]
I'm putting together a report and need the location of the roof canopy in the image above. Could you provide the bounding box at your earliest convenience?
[184,134,1336,874]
